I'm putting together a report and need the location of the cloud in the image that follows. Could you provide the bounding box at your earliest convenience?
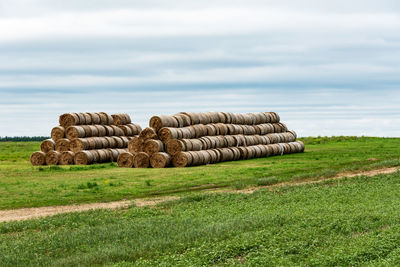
[0,1,399,136]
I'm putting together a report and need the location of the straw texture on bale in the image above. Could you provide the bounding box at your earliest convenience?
[74,151,94,165]
[30,151,46,166]
[59,113,80,127]
[117,152,134,168]
[128,137,144,154]
[40,139,55,153]
[150,152,171,168]
[45,151,61,165]
[144,139,164,155]
[111,113,131,125]
[51,126,65,141]
[133,152,150,168]
[55,138,70,152]
[60,151,75,165]
[149,115,179,131]
[140,127,158,140]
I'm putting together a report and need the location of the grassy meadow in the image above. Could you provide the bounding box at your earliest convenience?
[0,136,400,266]
[1,169,400,265]
[0,137,399,210]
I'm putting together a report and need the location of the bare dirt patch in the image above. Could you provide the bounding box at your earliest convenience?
[0,167,398,223]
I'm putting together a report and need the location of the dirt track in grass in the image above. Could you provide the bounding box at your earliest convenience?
[1,167,398,223]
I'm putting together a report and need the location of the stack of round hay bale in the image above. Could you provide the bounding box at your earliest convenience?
[30,112,142,166]
[118,111,305,168]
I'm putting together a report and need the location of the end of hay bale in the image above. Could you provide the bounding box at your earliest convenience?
[30,151,46,166]
[60,151,75,165]
[55,138,70,152]
[150,152,171,168]
[133,152,150,168]
[51,126,65,141]
[40,139,55,153]
[144,139,164,155]
[45,151,61,165]
[172,152,192,167]
[139,127,158,140]
[117,152,134,168]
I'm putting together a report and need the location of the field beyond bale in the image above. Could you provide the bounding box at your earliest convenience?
[0,137,399,210]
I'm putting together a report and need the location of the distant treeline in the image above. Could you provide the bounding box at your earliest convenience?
[0,136,50,142]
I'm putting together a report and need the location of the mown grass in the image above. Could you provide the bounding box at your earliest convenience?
[0,137,399,209]
[1,171,400,266]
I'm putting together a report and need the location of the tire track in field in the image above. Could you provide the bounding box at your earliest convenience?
[0,167,398,223]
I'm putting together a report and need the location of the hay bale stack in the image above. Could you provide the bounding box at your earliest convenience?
[30,151,46,166]
[31,112,139,166]
[145,111,303,168]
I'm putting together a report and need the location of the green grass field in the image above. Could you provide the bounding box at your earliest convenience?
[0,137,399,210]
[1,137,400,266]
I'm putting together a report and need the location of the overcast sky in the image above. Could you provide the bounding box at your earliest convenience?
[1,0,399,137]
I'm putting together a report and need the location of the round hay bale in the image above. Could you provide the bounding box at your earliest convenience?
[112,113,131,125]
[166,139,185,155]
[180,127,192,139]
[70,138,86,152]
[180,112,200,125]
[102,125,114,136]
[193,124,207,138]
[237,147,248,159]
[55,138,70,152]
[108,149,118,162]
[40,139,55,153]
[104,137,116,148]
[221,148,234,162]
[296,141,305,152]
[87,113,101,124]
[112,137,124,148]
[216,112,226,123]
[133,152,150,168]
[149,115,178,131]
[66,126,86,139]
[98,149,108,162]
[190,139,203,151]
[150,152,171,168]
[205,124,218,136]
[206,150,218,163]
[88,125,99,137]
[140,127,158,140]
[99,112,113,125]
[94,125,106,137]
[51,126,65,141]
[45,151,61,165]
[127,124,142,135]
[172,152,192,167]
[60,151,75,165]
[288,130,297,140]
[231,147,241,160]
[81,113,91,124]
[109,125,122,136]
[182,139,193,151]
[205,136,217,149]
[97,112,108,125]
[128,137,143,154]
[257,145,268,157]
[75,113,86,124]
[80,125,91,136]
[158,127,179,142]
[198,150,211,165]
[120,136,129,147]
[144,139,164,155]
[199,137,212,150]
[173,113,191,127]
[188,151,202,166]
[59,113,80,127]
[74,151,94,165]
[30,151,46,166]
[117,152,134,167]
